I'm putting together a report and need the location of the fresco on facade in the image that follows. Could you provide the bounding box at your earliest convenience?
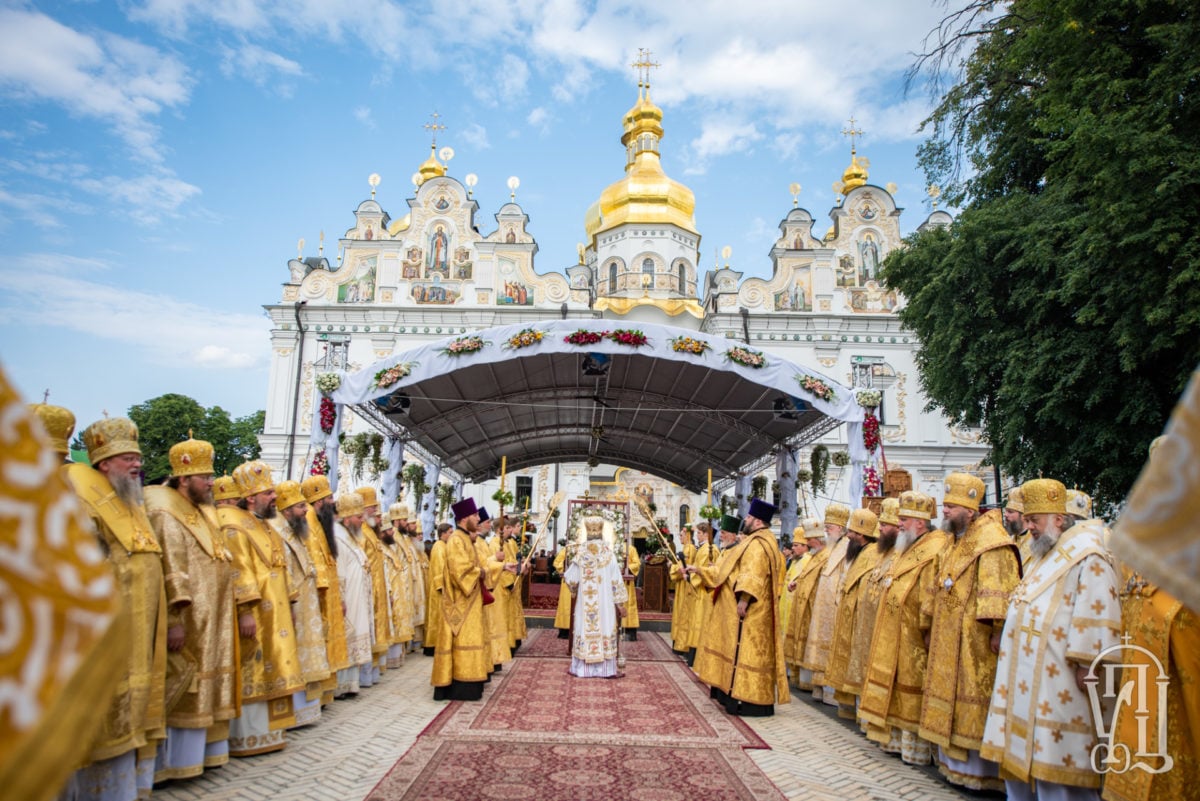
[773,279,811,311]
[402,247,422,280]
[453,247,473,280]
[411,276,461,304]
[498,280,532,305]
[337,256,376,303]
[847,280,898,313]
[427,225,451,278]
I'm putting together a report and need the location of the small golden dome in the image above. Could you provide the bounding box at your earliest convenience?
[841,152,868,193]
[416,146,445,186]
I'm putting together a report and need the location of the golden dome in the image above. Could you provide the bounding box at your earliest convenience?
[585,87,698,243]
[416,146,445,186]
[841,151,868,193]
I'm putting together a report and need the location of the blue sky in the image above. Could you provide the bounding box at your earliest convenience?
[0,0,952,432]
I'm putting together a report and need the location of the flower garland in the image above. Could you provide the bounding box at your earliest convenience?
[725,346,766,368]
[863,465,882,496]
[798,374,836,402]
[374,361,415,389]
[310,449,329,476]
[670,336,710,355]
[505,328,544,349]
[315,372,341,395]
[441,335,488,356]
[491,488,514,508]
[610,328,648,347]
[698,504,721,520]
[319,396,336,435]
[863,410,881,452]
[855,389,882,408]
[565,329,608,346]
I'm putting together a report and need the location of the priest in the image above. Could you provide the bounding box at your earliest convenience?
[431,499,491,701]
[563,516,628,678]
[782,517,828,692]
[800,503,852,705]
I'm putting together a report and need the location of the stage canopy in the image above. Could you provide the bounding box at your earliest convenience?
[313,320,868,496]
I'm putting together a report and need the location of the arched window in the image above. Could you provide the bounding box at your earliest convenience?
[677,262,687,293]
[679,504,690,530]
[608,262,618,291]
[642,258,655,276]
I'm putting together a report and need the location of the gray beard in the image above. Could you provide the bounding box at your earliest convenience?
[109,472,144,507]
[895,530,916,554]
[1030,528,1060,559]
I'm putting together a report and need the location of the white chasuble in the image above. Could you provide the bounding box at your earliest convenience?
[564,539,628,676]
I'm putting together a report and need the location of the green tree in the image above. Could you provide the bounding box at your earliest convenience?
[886,0,1200,510]
[127,394,265,482]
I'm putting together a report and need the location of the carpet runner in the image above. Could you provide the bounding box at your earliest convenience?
[368,633,784,801]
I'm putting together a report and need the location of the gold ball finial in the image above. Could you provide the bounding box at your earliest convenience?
[721,245,732,267]
[368,172,381,199]
[789,182,801,207]
[507,175,520,201]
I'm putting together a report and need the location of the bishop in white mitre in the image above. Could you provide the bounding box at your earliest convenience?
[563,516,628,678]
[982,479,1121,801]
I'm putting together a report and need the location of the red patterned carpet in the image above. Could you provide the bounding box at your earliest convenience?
[518,627,679,662]
[524,583,673,621]
[368,633,784,801]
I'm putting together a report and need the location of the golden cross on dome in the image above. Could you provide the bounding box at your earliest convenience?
[841,116,864,153]
[631,47,660,92]
[42,388,50,403]
[423,112,446,148]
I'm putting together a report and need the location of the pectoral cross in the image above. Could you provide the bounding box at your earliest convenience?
[1018,608,1042,654]
[1053,542,1078,565]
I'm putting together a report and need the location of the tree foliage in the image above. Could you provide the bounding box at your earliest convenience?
[885,0,1200,510]
[127,393,264,482]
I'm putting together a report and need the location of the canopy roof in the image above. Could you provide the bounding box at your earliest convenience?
[325,320,867,492]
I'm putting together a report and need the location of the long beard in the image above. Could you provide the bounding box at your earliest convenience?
[895,530,916,554]
[110,472,144,506]
[877,531,897,553]
[1030,523,1062,559]
[289,513,308,539]
[846,538,865,561]
[316,504,338,558]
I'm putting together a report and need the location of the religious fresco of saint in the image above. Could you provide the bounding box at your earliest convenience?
[402,247,423,280]
[411,277,461,305]
[498,280,532,305]
[773,274,812,311]
[453,247,473,280]
[847,280,898,313]
[337,256,376,303]
[426,225,452,279]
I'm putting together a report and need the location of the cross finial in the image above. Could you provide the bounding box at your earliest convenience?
[423,112,447,148]
[841,115,864,153]
[631,47,660,97]
[42,388,50,403]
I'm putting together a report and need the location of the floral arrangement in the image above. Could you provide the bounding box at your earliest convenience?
[698,504,721,520]
[565,329,608,346]
[491,488,515,508]
[856,389,882,408]
[863,465,882,496]
[798,374,836,402]
[750,475,769,500]
[725,346,766,368]
[566,503,628,545]
[610,329,648,347]
[441,335,488,356]
[319,396,336,435]
[863,410,881,452]
[310,449,329,476]
[811,444,830,493]
[315,372,341,395]
[402,462,429,501]
[436,482,456,521]
[505,328,545,349]
[831,450,851,467]
[671,336,710,355]
[374,361,414,389]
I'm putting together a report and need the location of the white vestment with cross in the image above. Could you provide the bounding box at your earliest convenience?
[981,520,1122,788]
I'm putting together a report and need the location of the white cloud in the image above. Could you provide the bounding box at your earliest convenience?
[497,53,530,100]
[354,105,376,130]
[527,106,549,131]
[460,122,490,150]
[0,185,92,229]
[0,8,192,164]
[218,42,304,95]
[0,258,269,369]
[684,120,763,175]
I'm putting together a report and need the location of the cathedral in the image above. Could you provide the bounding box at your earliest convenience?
[258,75,984,535]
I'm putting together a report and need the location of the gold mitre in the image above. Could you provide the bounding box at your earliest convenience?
[797,517,825,539]
[336,492,365,517]
[898,490,935,521]
[232,460,273,497]
[824,503,851,528]
[878,497,901,526]
[1066,489,1092,519]
[275,480,305,511]
[82,416,141,465]
[1022,478,1067,515]
[169,434,214,477]
[301,475,332,503]
[28,403,75,455]
[943,472,984,511]
[848,508,878,537]
[213,475,242,501]
[388,503,410,522]
[355,486,379,508]
[1005,485,1025,513]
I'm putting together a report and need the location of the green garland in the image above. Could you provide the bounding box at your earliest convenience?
[750,475,768,499]
[810,444,830,494]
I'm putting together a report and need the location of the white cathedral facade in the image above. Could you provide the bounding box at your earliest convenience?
[258,83,985,536]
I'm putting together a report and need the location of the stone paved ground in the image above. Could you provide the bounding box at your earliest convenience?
[151,635,989,801]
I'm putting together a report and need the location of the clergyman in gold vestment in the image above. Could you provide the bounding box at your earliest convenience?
[693,501,789,717]
[431,499,491,701]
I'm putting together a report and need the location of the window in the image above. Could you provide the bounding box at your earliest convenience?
[608,262,618,291]
[642,258,655,275]
[677,262,687,293]
[679,504,690,530]
[515,476,533,514]
[318,336,349,370]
